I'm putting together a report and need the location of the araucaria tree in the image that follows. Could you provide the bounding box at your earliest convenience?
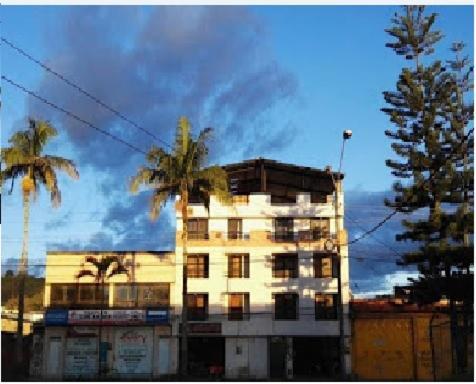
[1,118,79,366]
[130,116,230,376]
[382,5,473,372]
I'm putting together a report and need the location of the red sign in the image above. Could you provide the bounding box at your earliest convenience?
[188,323,221,334]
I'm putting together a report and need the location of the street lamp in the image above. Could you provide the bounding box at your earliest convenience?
[328,130,352,379]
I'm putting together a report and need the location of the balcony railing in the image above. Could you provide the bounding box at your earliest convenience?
[188,232,209,240]
[273,231,296,242]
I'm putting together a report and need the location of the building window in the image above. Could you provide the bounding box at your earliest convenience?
[137,284,169,307]
[272,253,298,278]
[228,218,243,239]
[77,284,108,306]
[274,218,294,241]
[188,219,209,240]
[187,293,208,321]
[187,254,209,278]
[50,284,78,306]
[228,293,250,321]
[227,254,249,278]
[274,293,298,320]
[314,253,338,278]
[310,218,330,240]
[114,284,170,307]
[315,293,338,320]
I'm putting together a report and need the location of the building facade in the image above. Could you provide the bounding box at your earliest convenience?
[39,158,351,380]
[41,251,176,379]
[175,159,351,379]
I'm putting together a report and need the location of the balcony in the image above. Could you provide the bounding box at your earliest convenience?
[188,232,209,240]
[273,231,296,242]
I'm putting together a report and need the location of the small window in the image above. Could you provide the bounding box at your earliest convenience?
[314,253,338,278]
[228,293,250,321]
[228,219,243,239]
[188,219,209,240]
[272,253,298,278]
[310,218,330,240]
[187,293,208,321]
[274,218,294,241]
[274,293,298,320]
[137,284,170,307]
[315,293,338,320]
[78,284,108,305]
[228,254,249,278]
[187,254,209,278]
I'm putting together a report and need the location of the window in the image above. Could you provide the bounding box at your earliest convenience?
[187,254,209,278]
[188,219,209,240]
[274,218,294,241]
[310,218,330,240]
[137,284,169,307]
[314,253,338,278]
[273,253,298,278]
[315,294,338,320]
[274,293,298,320]
[228,293,250,321]
[114,283,170,307]
[78,284,108,305]
[228,219,243,239]
[227,254,249,278]
[50,284,78,306]
[187,293,208,321]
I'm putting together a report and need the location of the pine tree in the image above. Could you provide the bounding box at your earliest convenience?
[382,6,474,373]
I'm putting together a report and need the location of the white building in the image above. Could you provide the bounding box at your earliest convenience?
[174,159,351,379]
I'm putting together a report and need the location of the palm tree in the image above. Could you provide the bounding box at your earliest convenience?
[130,116,230,376]
[1,118,79,367]
[76,255,130,377]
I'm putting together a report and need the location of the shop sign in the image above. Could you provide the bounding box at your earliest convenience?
[114,328,153,375]
[188,322,222,334]
[102,309,145,324]
[64,337,98,378]
[45,309,68,326]
[146,309,169,324]
[68,310,101,325]
[68,309,145,325]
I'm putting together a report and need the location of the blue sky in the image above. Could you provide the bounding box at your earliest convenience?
[1,5,473,296]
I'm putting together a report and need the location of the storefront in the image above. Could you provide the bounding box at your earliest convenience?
[42,308,175,379]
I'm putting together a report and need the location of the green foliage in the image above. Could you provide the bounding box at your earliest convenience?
[1,274,45,311]
[383,6,474,301]
[130,116,230,219]
[1,118,80,205]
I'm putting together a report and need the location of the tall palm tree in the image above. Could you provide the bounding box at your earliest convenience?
[130,116,230,376]
[1,118,79,367]
[76,255,130,378]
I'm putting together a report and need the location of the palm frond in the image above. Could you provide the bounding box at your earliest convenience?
[130,166,155,194]
[43,155,79,180]
[76,270,95,279]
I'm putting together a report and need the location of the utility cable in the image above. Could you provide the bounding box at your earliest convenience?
[2,75,148,156]
[1,37,172,149]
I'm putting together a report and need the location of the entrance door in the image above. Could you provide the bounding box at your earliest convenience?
[46,336,62,378]
[269,337,286,379]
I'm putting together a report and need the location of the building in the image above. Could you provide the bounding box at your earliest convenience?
[39,158,351,380]
[41,251,176,379]
[175,158,351,379]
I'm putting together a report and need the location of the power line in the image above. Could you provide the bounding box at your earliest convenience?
[347,210,398,245]
[2,75,148,156]
[1,37,172,149]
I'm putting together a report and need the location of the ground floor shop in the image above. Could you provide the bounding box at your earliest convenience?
[41,325,176,379]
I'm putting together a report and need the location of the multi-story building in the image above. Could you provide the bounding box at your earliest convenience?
[175,158,351,379]
[39,158,351,380]
[40,251,176,379]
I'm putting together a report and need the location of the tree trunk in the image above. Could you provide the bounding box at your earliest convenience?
[180,186,189,377]
[16,187,30,369]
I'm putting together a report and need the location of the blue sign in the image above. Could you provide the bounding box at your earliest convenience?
[146,309,169,324]
[45,309,68,326]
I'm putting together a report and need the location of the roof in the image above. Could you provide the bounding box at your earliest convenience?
[220,158,342,203]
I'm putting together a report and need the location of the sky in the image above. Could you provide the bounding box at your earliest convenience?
[1,4,473,296]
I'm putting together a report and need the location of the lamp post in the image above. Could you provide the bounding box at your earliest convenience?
[329,130,352,379]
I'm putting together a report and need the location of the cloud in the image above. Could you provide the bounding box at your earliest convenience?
[29,6,299,171]
[352,271,420,298]
[346,189,422,296]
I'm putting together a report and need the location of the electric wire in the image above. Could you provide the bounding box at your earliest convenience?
[2,75,148,156]
[1,37,172,149]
